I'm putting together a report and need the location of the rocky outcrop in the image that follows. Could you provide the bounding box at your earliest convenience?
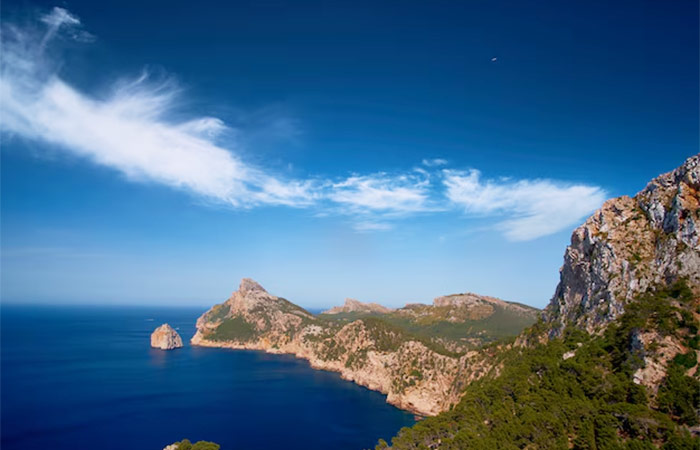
[322,298,395,315]
[631,329,688,395]
[545,154,700,335]
[151,324,184,350]
[191,279,504,416]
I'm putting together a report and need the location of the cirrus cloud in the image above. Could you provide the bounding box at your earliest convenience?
[443,169,606,241]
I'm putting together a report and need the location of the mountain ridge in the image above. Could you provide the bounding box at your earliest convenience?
[191,280,535,415]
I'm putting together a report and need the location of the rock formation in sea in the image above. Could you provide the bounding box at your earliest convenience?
[151,323,184,350]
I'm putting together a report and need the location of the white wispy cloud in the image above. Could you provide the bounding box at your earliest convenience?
[329,173,432,214]
[1,8,314,208]
[352,221,394,232]
[0,7,609,240]
[443,169,606,241]
[421,158,448,167]
[39,7,94,49]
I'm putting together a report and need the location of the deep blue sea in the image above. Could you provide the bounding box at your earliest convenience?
[1,305,415,450]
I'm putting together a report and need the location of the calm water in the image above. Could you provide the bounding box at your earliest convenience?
[1,305,414,450]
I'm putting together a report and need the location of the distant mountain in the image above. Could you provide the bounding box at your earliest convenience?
[322,298,395,315]
[192,280,535,416]
[381,154,700,449]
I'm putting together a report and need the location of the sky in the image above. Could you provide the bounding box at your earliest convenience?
[1,0,698,309]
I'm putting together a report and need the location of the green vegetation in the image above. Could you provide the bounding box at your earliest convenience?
[320,302,538,352]
[383,305,537,346]
[318,305,536,357]
[360,317,463,357]
[658,363,699,426]
[362,317,412,352]
[208,316,257,341]
[379,281,699,449]
[278,297,316,319]
[173,439,220,450]
[205,303,230,322]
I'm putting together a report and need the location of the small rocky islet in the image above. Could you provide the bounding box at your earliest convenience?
[150,323,183,350]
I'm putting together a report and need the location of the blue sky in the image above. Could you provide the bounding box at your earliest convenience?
[1,0,697,308]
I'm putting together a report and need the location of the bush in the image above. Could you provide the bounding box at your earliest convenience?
[175,439,220,450]
[657,365,700,426]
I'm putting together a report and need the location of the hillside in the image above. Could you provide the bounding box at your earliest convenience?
[320,293,539,352]
[378,155,700,449]
[191,281,535,416]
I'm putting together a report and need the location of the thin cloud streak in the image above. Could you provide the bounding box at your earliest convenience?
[443,169,607,241]
[329,173,432,214]
[422,158,448,167]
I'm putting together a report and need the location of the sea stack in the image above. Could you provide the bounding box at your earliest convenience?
[150,323,184,350]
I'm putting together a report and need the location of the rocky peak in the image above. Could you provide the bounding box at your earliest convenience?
[545,154,700,335]
[238,278,266,295]
[322,298,395,315]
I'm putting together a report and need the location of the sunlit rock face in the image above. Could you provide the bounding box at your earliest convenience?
[545,154,700,335]
[151,323,184,350]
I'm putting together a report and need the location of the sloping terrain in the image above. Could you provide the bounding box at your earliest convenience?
[319,294,539,352]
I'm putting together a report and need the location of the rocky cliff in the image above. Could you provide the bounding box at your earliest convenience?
[546,154,700,335]
[151,324,184,350]
[191,279,526,416]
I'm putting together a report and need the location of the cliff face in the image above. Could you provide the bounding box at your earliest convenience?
[151,324,184,350]
[191,279,515,416]
[546,154,700,335]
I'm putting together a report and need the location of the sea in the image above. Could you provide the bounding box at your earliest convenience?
[1,305,415,450]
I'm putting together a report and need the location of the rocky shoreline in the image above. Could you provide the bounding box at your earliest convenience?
[191,331,474,416]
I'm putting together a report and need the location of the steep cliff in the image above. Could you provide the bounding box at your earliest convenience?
[191,279,530,416]
[546,154,700,335]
